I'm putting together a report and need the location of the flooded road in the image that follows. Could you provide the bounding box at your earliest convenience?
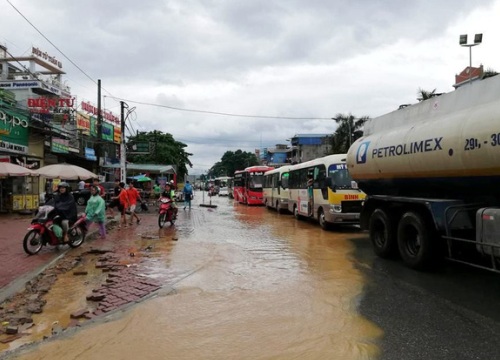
[9,195,382,359]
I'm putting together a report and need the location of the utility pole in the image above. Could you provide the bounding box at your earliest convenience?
[120,101,127,182]
[96,79,102,177]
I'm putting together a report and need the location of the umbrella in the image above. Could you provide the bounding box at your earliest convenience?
[136,176,152,182]
[34,163,98,180]
[0,162,36,177]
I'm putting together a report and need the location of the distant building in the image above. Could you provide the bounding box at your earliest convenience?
[454,65,483,88]
[260,134,333,166]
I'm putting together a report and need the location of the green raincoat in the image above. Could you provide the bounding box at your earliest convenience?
[85,193,106,223]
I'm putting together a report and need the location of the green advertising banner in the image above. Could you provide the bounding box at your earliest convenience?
[51,137,69,154]
[101,122,114,142]
[90,116,98,137]
[0,108,29,154]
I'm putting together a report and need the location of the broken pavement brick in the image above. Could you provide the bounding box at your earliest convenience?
[70,309,90,319]
[73,271,88,276]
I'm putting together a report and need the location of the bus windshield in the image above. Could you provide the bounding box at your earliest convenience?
[248,172,265,190]
[328,163,354,189]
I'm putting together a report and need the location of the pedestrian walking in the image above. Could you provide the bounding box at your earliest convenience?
[183,180,193,210]
[107,179,122,217]
[127,181,142,225]
[85,185,106,239]
[93,178,106,200]
[118,182,130,228]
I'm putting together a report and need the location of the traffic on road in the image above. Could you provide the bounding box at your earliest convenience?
[1,192,500,359]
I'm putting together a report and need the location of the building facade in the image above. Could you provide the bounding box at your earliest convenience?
[0,44,120,211]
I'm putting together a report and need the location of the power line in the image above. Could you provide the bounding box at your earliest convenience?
[6,0,116,98]
[6,1,334,122]
[108,96,332,120]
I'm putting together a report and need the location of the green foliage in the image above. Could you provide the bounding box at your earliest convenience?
[483,68,499,79]
[208,150,259,177]
[330,113,369,154]
[126,130,193,179]
[417,88,437,101]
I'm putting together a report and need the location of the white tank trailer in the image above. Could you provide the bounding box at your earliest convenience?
[347,74,500,272]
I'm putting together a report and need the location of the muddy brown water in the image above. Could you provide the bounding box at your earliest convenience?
[7,195,382,359]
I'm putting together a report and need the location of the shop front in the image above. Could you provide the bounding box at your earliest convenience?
[0,108,40,212]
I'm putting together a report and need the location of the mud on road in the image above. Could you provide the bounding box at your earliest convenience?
[0,211,180,355]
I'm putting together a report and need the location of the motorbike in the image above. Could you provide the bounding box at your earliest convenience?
[23,205,88,255]
[158,196,176,228]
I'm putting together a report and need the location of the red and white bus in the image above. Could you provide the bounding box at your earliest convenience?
[234,166,274,205]
[233,170,244,202]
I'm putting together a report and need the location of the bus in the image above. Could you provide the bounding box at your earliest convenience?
[233,170,244,202]
[263,165,291,213]
[234,165,274,205]
[227,177,234,199]
[214,176,232,196]
[288,154,365,229]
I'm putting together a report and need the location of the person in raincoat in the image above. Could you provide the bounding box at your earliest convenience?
[85,185,107,239]
[53,182,77,243]
[183,180,193,210]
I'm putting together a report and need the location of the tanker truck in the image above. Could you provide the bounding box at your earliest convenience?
[346,74,500,272]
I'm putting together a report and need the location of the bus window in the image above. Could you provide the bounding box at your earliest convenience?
[281,173,289,189]
[328,163,352,189]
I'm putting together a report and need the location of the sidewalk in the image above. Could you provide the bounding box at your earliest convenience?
[0,212,118,302]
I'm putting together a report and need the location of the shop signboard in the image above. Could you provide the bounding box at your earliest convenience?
[85,147,97,161]
[0,109,29,154]
[90,116,98,137]
[76,111,91,135]
[51,137,69,154]
[113,126,121,144]
[101,122,114,142]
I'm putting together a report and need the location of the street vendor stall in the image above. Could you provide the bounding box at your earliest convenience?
[0,162,38,213]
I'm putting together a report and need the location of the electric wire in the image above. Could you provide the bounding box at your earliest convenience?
[5,1,332,122]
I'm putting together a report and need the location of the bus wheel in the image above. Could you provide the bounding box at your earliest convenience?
[318,208,331,230]
[397,211,437,270]
[369,208,397,258]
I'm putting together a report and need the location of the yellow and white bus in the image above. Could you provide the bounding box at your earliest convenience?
[287,154,365,229]
[263,165,291,214]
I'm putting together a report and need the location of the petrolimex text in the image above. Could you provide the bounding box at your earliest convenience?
[372,137,443,158]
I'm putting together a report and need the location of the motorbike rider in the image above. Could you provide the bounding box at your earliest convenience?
[53,182,77,243]
[161,183,178,218]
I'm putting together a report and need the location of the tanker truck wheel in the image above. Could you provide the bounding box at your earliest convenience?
[397,211,436,270]
[369,209,397,258]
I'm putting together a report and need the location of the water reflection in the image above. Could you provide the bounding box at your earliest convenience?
[13,199,381,360]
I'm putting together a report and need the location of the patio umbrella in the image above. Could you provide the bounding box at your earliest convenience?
[34,163,98,180]
[0,162,36,177]
[136,176,152,182]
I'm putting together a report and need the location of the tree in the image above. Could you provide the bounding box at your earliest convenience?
[126,130,193,179]
[483,68,499,79]
[417,88,437,101]
[208,150,259,177]
[330,113,369,154]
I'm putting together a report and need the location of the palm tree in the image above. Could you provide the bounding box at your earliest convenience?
[331,113,369,154]
[483,68,499,79]
[417,88,437,102]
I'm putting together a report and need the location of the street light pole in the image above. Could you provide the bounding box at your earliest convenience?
[459,33,483,85]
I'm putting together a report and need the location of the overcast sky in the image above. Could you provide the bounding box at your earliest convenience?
[1,0,499,174]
